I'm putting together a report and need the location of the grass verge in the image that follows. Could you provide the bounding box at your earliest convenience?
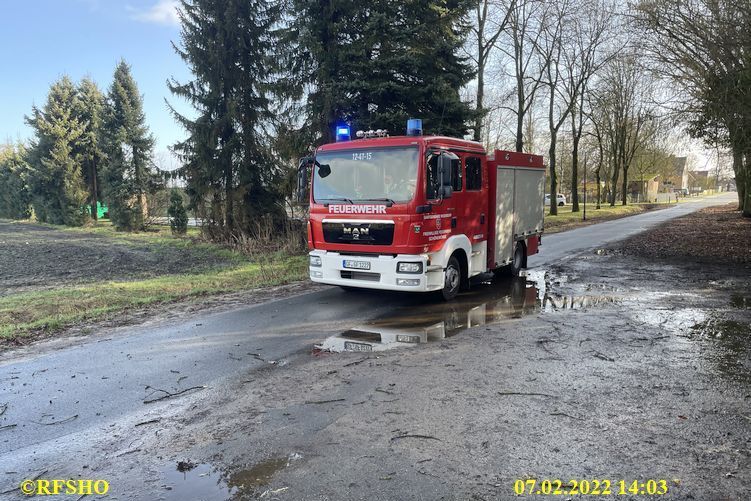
[0,255,307,342]
[544,202,672,234]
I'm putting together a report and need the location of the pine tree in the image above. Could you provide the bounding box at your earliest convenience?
[168,0,284,238]
[74,78,106,221]
[285,0,475,144]
[0,143,32,219]
[102,60,157,231]
[167,188,188,235]
[25,76,88,226]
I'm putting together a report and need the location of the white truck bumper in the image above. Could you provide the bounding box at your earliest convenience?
[308,250,444,292]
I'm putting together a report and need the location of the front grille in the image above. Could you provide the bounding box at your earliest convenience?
[323,222,394,245]
[340,271,381,282]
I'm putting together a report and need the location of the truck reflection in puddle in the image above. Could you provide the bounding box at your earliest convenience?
[322,271,620,353]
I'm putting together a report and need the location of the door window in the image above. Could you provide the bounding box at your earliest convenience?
[466,157,482,190]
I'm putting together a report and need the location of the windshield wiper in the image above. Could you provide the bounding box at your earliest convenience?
[355,198,395,206]
[319,197,353,204]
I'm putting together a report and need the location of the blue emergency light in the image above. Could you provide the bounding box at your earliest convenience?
[407,118,423,136]
[335,125,351,142]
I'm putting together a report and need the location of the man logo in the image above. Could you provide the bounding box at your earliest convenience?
[352,227,369,240]
[343,225,369,240]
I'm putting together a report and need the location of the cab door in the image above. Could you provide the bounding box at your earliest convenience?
[462,154,488,244]
[446,153,486,245]
[424,151,456,252]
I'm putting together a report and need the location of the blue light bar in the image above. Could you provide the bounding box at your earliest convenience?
[407,118,423,136]
[335,125,351,142]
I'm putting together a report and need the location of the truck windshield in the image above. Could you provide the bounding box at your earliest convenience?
[313,147,419,204]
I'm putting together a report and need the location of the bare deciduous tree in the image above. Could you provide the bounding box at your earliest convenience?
[469,0,515,142]
[502,0,550,153]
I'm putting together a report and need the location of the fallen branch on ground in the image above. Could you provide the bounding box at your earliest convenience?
[390,434,441,442]
[135,418,161,427]
[115,448,142,457]
[304,398,346,405]
[31,414,78,425]
[343,357,369,367]
[592,351,615,362]
[143,385,205,404]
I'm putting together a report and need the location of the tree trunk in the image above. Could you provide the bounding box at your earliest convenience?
[610,162,619,207]
[732,149,745,211]
[571,134,580,212]
[595,167,601,210]
[743,152,751,217]
[133,146,145,230]
[548,135,558,216]
[474,57,485,142]
[621,164,629,206]
[515,87,524,152]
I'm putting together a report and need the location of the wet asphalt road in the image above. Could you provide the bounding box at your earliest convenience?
[0,194,736,479]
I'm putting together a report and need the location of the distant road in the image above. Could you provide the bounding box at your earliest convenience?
[529,193,736,266]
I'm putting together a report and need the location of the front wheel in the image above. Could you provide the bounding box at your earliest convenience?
[441,256,461,301]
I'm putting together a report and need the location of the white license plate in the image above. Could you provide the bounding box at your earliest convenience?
[343,259,370,270]
[344,341,373,352]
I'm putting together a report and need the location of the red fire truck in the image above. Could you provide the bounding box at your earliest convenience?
[298,119,545,300]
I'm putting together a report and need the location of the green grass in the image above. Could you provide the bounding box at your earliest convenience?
[544,202,672,233]
[22,218,242,262]
[1,218,308,342]
[0,255,308,340]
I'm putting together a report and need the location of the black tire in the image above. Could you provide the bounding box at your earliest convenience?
[441,255,462,301]
[558,201,564,206]
[510,243,524,277]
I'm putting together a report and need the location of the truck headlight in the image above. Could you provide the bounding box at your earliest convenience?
[397,262,423,273]
[310,255,322,267]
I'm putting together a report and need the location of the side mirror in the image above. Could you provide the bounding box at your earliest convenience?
[296,157,313,203]
[436,152,457,199]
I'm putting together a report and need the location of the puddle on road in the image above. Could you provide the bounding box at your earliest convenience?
[163,463,230,500]
[228,456,289,490]
[162,453,302,500]
[689,317,751,383]
[730,294,751,309]
[322,271,624,352]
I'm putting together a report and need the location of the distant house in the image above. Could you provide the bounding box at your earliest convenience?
[628,176,659,202]
[658,156,689,192]
[689,170,710,193]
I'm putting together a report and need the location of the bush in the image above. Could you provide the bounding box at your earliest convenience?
[167,188,188,235]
